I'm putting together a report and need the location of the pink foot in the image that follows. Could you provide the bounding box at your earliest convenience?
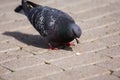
[49,47,58,50]
[48,43,58,50]
[65,42,75,46]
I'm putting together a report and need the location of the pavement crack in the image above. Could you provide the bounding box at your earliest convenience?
[1,65,14,72]
[105,55,113,59]
[60,67,66,71]
[44,61,51,65]
[109,69,114,75]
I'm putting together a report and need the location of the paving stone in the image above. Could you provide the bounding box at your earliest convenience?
[0,66,11,76]
[0,50,33,64]
[0,0,53,8]
[95,45,120,58]
[1,64,61,80]
[79,11,120,31]
[23,45,48,55]
[0,3,19,15]
[85,74,120,80]
[1,55,44,71]
[0,78,4,80]
[76,1,120,20]
[96,58,120,71]
[0,35,14,43]
[75,32,120,53]
[31,65,110,80]
[80,22,120,43]
[37,50,74,61]
[1,27,45,46]
[0,19,30,33]
[64,0,119,14]
[0,42,20,53]
[1,38,29,48]
[0,0,19,7]
[0,0,120,80]
[50,52,110,70]
[1,27,39,45]
[97,33,120,47]
[0,12,26,25]
[47,0,91,10]
[73,39,106,53]
[1,30,48,55]
[113,71,120,77]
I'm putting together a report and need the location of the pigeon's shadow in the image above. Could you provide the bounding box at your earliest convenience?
[3,31,49,49]
[3,31,73,51]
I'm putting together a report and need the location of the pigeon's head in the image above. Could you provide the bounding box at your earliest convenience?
[68,23,81,39]
[55,23,81,43]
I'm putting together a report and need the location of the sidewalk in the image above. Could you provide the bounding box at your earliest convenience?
[0,0,120,80]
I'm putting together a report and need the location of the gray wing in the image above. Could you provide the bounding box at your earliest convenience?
[28,7,48,37]
[28,6,75,37]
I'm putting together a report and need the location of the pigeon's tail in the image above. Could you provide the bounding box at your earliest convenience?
[14,5,25,15]
[15,0,40,16]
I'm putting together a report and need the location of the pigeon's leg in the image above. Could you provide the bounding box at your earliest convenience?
[48,43,58,50]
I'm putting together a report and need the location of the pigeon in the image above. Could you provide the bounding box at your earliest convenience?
[15,0,82,49]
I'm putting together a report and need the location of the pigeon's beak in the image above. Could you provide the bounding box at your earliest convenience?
[75,38,79,44]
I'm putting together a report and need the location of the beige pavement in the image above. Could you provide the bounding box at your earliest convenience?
[0,0,120,80]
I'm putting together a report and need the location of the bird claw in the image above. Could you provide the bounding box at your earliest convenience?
[75,38,79,44]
